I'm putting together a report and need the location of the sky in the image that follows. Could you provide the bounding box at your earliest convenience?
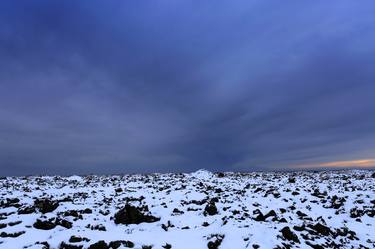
[1,1,375,175]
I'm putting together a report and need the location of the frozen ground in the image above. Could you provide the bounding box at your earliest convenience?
[0,169,374,249]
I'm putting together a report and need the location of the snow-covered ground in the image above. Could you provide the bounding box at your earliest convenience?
[0,169,374,249]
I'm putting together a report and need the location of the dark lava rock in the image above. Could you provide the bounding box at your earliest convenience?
[59,242,83,249]
[335,227,358,240]
[33,219,56,230]
[253,209,265,221]
[69,236,90,243]
[350,208,364,218]
[62,210,81,219]
[0,198,20,208]
[279,208,286,214]
[278,218,287,223]
[311,189,327,199]
[309,223,331,236]
[296,211,308,217]
[82,208,93,214]
[18,206,36,214]
[59,197,73,203]
[305,241,324,249]
[329,195,346,209]
[114,204,160,225]
[280,226,300,243]
[264,210,277,219]
[34,199,59,214]
[88,240,109,249]
[35,241,50,249]
[99,210,110,216]
[172,208,184,215]
[0,231,25,238]
[217,172,225,178]
[162,243,172,249]
[202,222,210,227]
[365,209,374,218]
[8,220,22,226]
[211,197,219,203]
[207,241,220,249]
[293,225,305,232]
[109,240,135,248]
[56,218,73,229]
[207,235,224,249]
[87,224,106,231]
[162,220,175,231]
[204,202,218,216]
[182,198,207,206]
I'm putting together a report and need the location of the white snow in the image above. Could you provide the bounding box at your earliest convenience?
[0,170,374,249]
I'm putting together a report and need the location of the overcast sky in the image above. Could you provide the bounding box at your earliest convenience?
[1,1,375,175]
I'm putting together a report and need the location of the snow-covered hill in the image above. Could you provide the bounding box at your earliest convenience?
[0,170,374,249]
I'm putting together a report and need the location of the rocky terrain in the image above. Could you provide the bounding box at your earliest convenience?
[0,169,374,249]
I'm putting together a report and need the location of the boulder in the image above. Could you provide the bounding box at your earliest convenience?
[114,204,160,225]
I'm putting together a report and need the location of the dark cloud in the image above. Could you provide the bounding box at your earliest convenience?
[1,0,375,175]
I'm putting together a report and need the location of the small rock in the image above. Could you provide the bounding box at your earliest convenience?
[162,243,172,249]
[69,236,90,243]
[109,240,135,248]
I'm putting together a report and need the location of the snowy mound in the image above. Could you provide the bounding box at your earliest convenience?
[190,169,214,180]
[66,175,82,181]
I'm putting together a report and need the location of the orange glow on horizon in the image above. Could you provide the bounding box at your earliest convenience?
[292,158,375,169]
[320,159,375,168]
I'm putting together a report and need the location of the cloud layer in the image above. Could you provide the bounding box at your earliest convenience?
[1,1,375,175]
